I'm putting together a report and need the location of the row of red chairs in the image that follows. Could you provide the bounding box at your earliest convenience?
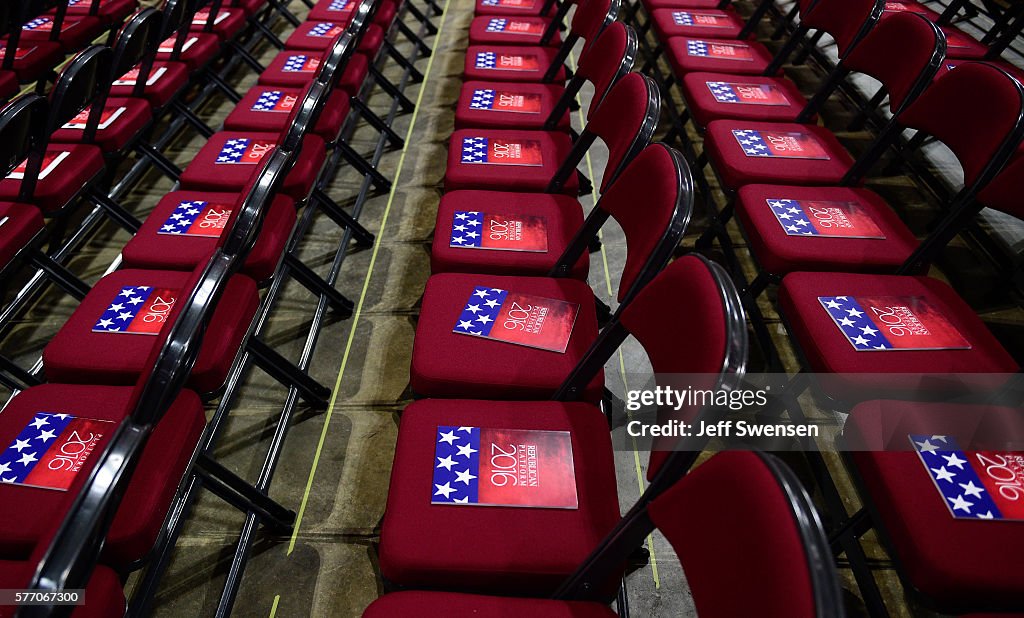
[362,0,858,614]
[637,0,1024,615]
[0,0,433,613]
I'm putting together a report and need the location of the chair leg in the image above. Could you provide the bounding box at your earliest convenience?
[0,354,42,390]
[195,454,296,533]
[384,39,424,82]
[283,252,356,316]
[170,100,216,138]
[247,15,285,49]
[397,19,434,56]
[247,337,332,407]
[335,139,393,192]
[28,250,90,299]
[312,188,376,247]
[228,40,267,73]
[404,1,439,35]
[134,141,183,181]
[267,0,302,26]
[352,97,406,148]
[369,66,416,114]
[85,189,142,233]
[201,66,244,102]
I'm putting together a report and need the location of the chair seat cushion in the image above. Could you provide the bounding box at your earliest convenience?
[474,0,553,18]
[283,20,351,51]
[378,399,620,592]
[651,8,746,40]
[666,37,776,76]
[358,24,385,57]
[108,60,190,108]
[845,400,1024,610]
[881,0,942,20]
[464,45,566,82]
[155,32,222,70]
[0,383,204,565]
[778,271,1018,400]
[189,7,248,40]
[258,51,324,87]
[42,269,259,394]
[0,561,125,617]
[0,144,105,214]
[468,15,562,47]
[365,591,617,617]
[431,190,587,278]
[178,131,327,200]
[308,0,356,22]
[0,202,43,271]
[410,273,603,400]
[703,121,855,191]
[454,80,570,131]
[0,41,64,84]
[681,71,808,130]
[224,85,350,142]
[234,0,268,15]
[734,184,920,275]
[50,97,153,154]
[120,191,296,282]
[642,0,722,10]
[67,0,139,23]
[942,26,988,59]
[21,15,105,51]
[445,129,579,194]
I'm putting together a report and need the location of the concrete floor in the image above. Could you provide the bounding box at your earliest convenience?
[2,0,1022,616]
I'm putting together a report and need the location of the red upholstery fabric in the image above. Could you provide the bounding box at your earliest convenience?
[568,0,614,46]
[585,73,657,192]
[121,191,296,282]
[42,269,259,393]
[357,24,385,57]
[778,272,1018,400]
[800,0,880,57]
[454,80,570,131]
[234,0,268,13]
[308,0,356,22]
[665,37,776,76]
[378,399,620,591]
[337,52,370,95]
[575,22,632,120]
[50,97,153,153]
[642,0,723,9]
[942,26,988,59]
[474,0,554,18]
[977,151,1024,220]
[0,383,204,565]
[0,145,105,214]
[845,400,1024,610]
[178,131,327,200]
[468,15,562,47]
[842,12,943,113]
[66,0,139,23]
[283,20,351,51]
[444,129,579,194]
[897,63,1023,186]
[108,60,190,108]
[681,71,808,129]
[363,592,617,617]
[734,184,920,274]
[651,8,746,40]
[881,0,941,21]
[703,121,855,191]
[0,202,43,271]
[373,0,399,26]
[648,452,819,618]
[155,33,222,70]
[224,84,351,142]
[0,562,124,618]
[430,190,587,277]
[20,15,105,52]
[0,41,64,83]
[463,45,566,82]
[410,273,603,400]
[189,7,248,40]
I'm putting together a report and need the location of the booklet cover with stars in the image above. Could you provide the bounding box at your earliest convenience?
[910,434,1024,521]
[453,286,578,353]
[818,296,971,351]
[92,286,178,335]
[767,199,885,239]
[449,211,548,252]
[431,426,578,509]
[0,412,113,491]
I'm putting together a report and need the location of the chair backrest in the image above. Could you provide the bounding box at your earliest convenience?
[159,0,195,59]
[648,451,844,618]
[220,149,294,264]
[898,62,1024,188]
[0,94,50,202]
[841,12,945,115]
[280,79,331,151]
[576,22,636,121]
[316,29,357,88]
[542,0,620,82]
[109,9,165,97]
[801,0,885,57]
[48,46,115,142]
[548,72,660,193]
[976,151,1024,220]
